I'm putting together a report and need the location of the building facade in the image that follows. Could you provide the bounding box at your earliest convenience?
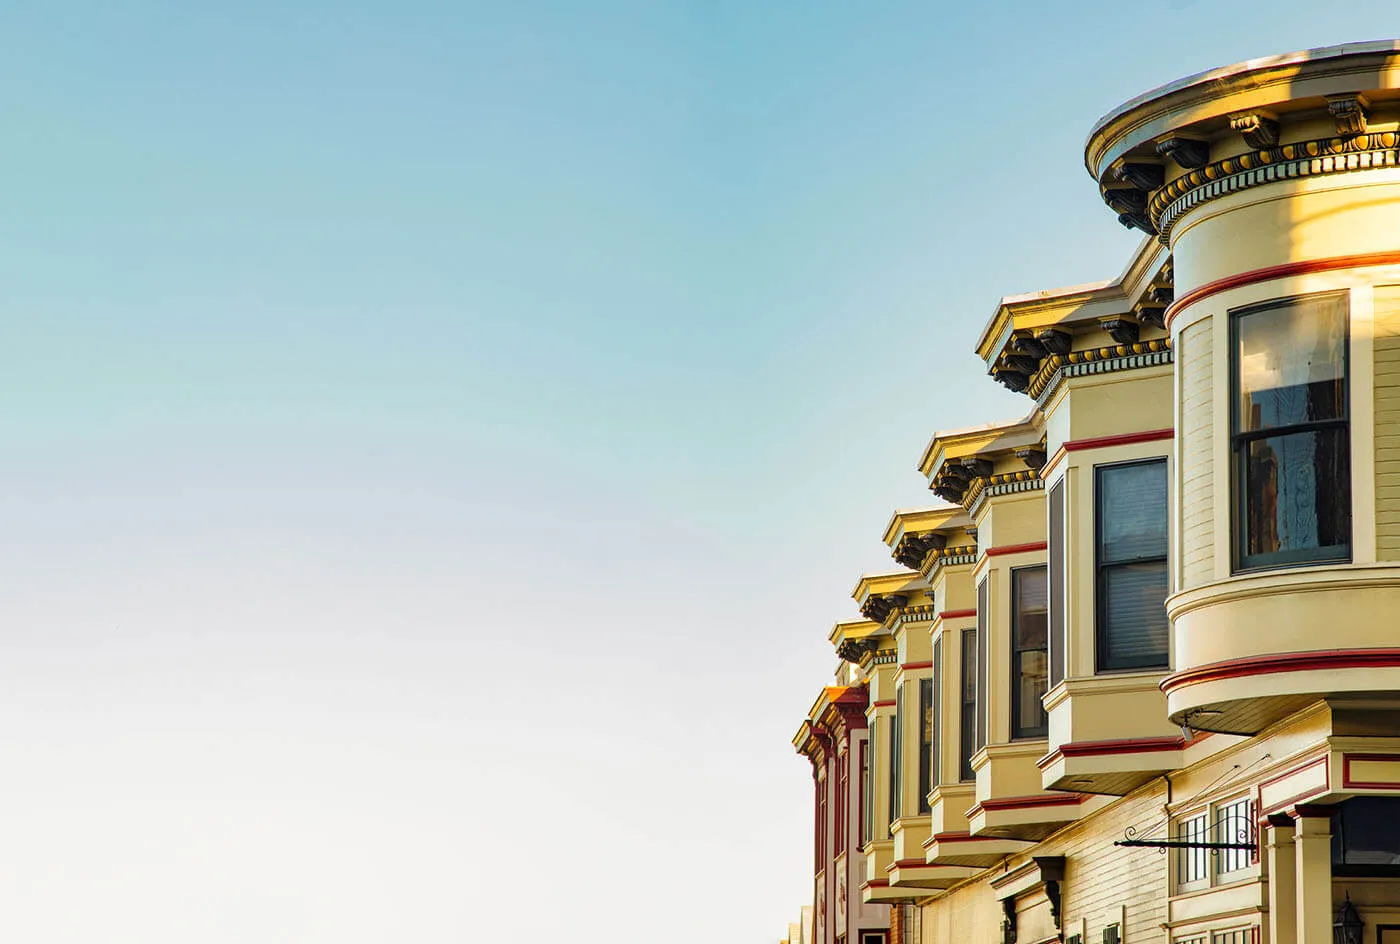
[791,41,1400,944]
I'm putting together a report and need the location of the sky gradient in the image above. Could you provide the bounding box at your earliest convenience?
[2,4,1399,942]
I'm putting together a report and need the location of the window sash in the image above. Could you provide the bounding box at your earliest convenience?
[1011,566,1049,739]
[1096,459,1170,672]
[1230,292,1351,573]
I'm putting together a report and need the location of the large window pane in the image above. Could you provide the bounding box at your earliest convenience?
[1232,292,1351,572]
[1097,460,1170,672]
[1099,461,1169,562]
[1243,428,1351,566]
[1236,294,1347,432]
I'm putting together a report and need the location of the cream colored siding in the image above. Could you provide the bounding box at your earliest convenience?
[1179,319,1215,586]
[1375,286,1400,560]
[1046,785,1168,941]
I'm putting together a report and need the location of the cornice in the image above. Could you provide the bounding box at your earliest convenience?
[1152,130,1400,239]
[1086,41,1400,172]
[965,471,1045,520]
[1030,338,1174,408]
[922,544,977,580]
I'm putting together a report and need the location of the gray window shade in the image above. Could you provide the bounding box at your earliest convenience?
[1097,460,1170,671]
[1048,480,1065,687]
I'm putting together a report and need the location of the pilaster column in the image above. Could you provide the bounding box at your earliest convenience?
[1265,814,1296,944]
[1293,806,1333,944]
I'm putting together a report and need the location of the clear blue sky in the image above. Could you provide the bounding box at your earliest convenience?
[0,4,1396,942]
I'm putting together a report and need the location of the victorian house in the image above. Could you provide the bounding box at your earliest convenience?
[791,40,1400,944]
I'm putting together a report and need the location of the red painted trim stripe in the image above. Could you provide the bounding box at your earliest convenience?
[1165,250,1400,330]
[985,541,1047,557]
[886,858,933,871]
[967,793,1085,819]
[938,608,977,620]
[862,879,890,889]
[928,831,1007,843]
[1036,732,1211,770]
[899,661,933,672]
[1063,428,1174,452]
[870,699,896,709]
[1161,648,1400,693]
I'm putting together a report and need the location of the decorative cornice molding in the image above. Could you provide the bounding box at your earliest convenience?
[870,649,898,666]
[836,638,879,664]
[1149,130,1400,238]
[924,544,977,579]
[893,530,945,571]
[1032,339,1173,409]
[891,603,938,625]
[966,473,1044,519]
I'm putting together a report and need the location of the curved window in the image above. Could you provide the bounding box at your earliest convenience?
[1232,292,1351,571]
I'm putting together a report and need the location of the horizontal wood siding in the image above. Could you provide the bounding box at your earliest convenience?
[1179,319,1215,586]
[1376,286,1400,560]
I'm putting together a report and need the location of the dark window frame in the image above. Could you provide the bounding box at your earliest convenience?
[887,706,900,831]
[1048,479,1066,688]
[959,628,977,782]
[930,637,942,789]
[917,676,932,814]
[1010,564,1049,739]
[1094,457,1170,673]
[1229,290,1352,573]
[975,579,988,750]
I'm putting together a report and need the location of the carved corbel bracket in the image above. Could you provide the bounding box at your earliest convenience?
[1099,316,1140,344]
[1327,95,1368,136]
[1015,446,1046,472]
[1113,161,1165,192]
[1156,136,1210,169]
[1035,329,1072,355]
[1230,112,1280,149]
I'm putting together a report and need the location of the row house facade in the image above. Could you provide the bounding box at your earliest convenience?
[791,41,1400,944]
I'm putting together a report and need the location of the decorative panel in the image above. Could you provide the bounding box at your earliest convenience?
[1374,285,1400,560]
[1179,318,1215,586]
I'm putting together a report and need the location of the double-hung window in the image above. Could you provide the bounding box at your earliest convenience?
[1011,566,1049,738]
[1096,459,1170,671]
[1232,292,1351,571]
